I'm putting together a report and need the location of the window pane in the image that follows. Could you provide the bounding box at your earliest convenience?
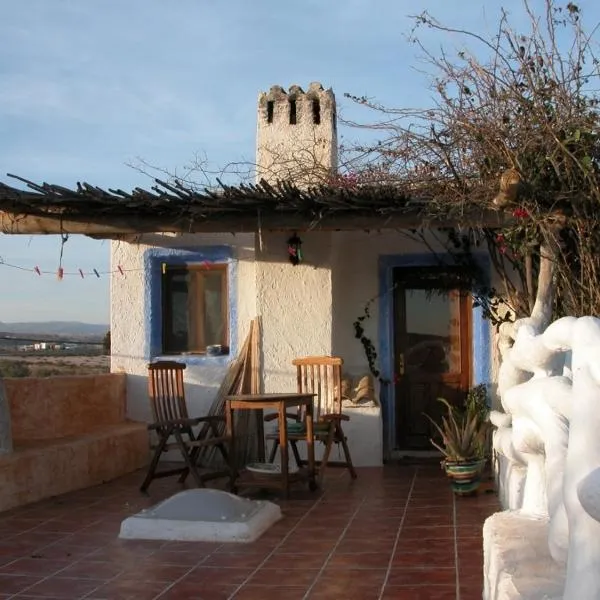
[165,271,190,353]
[162,266,227,354]
[404,289,461,374]
[203,272,225,346]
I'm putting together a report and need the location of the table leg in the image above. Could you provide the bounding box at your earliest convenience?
[305,400,316,490]
[225,402,237,493]
[278,403,290,499]
[256,408,265,462]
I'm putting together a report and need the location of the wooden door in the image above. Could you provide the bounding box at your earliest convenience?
[393,267,471,451]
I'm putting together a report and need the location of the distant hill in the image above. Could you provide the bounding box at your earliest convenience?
[0,321,108,339]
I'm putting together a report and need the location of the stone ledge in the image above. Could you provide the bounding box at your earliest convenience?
[0,421,149,513]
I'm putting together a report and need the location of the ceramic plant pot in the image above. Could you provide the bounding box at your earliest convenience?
[443,458,486,496]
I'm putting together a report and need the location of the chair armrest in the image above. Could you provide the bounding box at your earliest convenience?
[320,413,350,422]
[194,415,225,423]
[264,412,299,422]
[147,417,203,430]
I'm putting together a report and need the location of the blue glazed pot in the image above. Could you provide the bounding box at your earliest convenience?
[443,459,486,496]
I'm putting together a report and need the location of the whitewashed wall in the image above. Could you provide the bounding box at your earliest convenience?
[111,229,489,467]
[110,232,256,423]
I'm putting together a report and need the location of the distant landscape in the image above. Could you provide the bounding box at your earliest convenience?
[0,321,110,378]
[0,320,108,337]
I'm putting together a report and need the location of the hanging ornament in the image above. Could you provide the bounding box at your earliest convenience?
[34,266,41,276]
[93,269,100,278]
[57,233,68,280]
[287,233,303,266]
[79,269,85,279]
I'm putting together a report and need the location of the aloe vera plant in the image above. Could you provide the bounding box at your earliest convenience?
[424,397,489,462]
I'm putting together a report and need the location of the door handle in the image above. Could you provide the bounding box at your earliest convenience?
[398,353,405,376]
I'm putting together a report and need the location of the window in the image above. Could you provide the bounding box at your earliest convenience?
[289,99,297,124]
[161,264,228,354]
[312,99,321,124]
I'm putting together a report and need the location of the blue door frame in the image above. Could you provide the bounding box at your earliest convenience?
[377,253,491,458]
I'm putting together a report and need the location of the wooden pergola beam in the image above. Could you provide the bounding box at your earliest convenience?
[0,209,510,236]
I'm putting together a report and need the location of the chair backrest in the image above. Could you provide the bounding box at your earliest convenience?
[293,356,344,421]
[147,361,188,423]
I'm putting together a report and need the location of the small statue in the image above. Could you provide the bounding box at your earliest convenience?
[341,374,379,408]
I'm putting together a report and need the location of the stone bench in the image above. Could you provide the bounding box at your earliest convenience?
[0,373,148,513]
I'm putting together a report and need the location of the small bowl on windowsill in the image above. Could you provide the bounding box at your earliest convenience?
[206,344,224,357]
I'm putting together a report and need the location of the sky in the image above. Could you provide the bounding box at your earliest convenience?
[1,0,598,324]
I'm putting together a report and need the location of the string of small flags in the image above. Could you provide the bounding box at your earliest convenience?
[0,257,135,279]
[0,257,217,280]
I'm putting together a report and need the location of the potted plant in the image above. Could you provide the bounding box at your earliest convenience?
[425,388,490,495]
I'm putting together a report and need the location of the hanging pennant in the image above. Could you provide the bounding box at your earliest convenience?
[34,266,41,276]
[93,269,100,278]
[287,233,303,266]
[57,267,64,280]
[79,269,85,279]
[117,265,124,276]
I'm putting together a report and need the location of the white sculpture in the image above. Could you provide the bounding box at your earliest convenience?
[489,313,600,598]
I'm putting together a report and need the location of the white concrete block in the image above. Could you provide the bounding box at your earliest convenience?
[119,489,282,543]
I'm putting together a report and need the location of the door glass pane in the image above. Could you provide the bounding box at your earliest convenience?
[404,289,461,374]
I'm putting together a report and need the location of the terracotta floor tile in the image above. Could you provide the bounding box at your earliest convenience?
[319,566,388,586]
[233,584,309,600]
[380,584,458,599]
[387,567,456,587]
[0,574,45,594]
[33,543,98,561]
[278,538,338,554]
[327,552,392,569]
[182,565,255,585]
[248,566,320,586]
[57,559,127,580]
[336,537,396,554]
[0,464,496,598]
[393,547,456,568]
[143,548,211,567]
[213,540,277,554]
[202,552,271,568]
[307,579,382,600]
[86,578,171,600]
[159,582,239,599]
[263,552,328,569]
[0,556,76,576]
[161,540,222,554]
[18,575,105,598]
[399,526,455,540]
[123,562,192,582]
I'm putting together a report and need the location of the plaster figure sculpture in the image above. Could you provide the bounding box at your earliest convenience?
[487,311,600,598]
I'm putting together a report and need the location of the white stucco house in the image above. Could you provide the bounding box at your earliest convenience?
[108,82,497,466]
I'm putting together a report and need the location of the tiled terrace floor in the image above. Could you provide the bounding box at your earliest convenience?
[0,463,498,600]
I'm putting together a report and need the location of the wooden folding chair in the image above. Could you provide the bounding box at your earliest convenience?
[266,356,357,485]
[140,361,232,493]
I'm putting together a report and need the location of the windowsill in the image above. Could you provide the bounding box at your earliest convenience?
[151,354,230,367]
